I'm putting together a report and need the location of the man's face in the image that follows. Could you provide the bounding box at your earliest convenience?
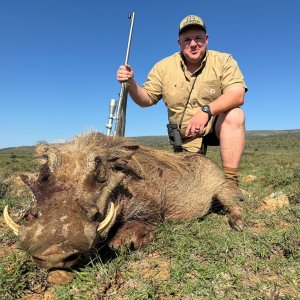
[178,28,208,65]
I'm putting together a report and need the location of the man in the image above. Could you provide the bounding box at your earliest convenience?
[116,15,247,199]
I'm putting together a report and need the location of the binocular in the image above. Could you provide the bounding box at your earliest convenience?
[167,124,183,152]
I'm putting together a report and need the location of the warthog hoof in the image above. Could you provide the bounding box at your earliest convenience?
[109,221,155,250]
[228,208,243,231]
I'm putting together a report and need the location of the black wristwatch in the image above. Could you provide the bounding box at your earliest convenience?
[201,105,212,118]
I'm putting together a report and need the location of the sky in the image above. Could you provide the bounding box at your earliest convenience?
[1,0,299,149]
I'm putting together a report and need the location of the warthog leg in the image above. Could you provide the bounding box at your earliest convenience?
[215,184,243,231]
[227,207,243,231]
[109,220,155,250]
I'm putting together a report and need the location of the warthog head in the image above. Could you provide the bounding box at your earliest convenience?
[4,133,139,269]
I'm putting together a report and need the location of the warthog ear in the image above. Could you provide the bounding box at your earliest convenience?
[107,144,143,178]
[86,154,108,183]
[36,144,50,157]
[107,144,139,162]
[36,143,60,175]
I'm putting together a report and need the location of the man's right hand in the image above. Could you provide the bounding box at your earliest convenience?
[116,64,134,83]
[116,64,153,108]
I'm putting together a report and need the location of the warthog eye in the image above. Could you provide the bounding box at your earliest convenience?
[87,209,102,222]
[94,156,107,183]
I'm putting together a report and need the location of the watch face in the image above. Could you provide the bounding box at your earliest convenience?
[202,105,211,116]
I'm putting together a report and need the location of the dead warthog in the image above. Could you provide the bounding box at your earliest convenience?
[4,132,243,268]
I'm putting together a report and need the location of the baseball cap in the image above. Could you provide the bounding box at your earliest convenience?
[179,15,206,34]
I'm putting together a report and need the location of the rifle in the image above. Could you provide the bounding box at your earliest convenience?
[106,12,135,137]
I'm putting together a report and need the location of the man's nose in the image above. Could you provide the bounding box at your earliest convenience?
[190,39,198,46]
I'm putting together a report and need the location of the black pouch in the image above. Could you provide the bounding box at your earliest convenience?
[167,124,183,152]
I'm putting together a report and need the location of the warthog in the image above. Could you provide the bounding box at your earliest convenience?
[4,132,243,269]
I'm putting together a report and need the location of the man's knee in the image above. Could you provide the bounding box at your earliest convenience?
[215,108,245,139]
[219,108,245,128]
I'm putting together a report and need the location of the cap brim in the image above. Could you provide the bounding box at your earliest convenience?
[179,24,206,35]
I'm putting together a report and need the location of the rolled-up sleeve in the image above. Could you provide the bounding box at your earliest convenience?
[221,55,248,93]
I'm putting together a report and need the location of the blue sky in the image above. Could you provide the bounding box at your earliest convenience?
[1,0,299,148]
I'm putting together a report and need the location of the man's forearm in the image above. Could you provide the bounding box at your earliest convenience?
[209,87,245,116]
[128,79,154,107]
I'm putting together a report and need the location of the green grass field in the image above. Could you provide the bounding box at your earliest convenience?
[1,131,300,299]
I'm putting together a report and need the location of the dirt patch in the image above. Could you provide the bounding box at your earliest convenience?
[124,251,170,281]
[104,251,170,297]
[257,191,289,212]
[139,252,170,281]
[243,175,257,183]
[47,270,75,285]
[25,288,56,300]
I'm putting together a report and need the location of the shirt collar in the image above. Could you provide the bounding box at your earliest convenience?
[179,50,208,78]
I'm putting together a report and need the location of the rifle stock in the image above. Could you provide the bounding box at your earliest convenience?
[114,82,129,136]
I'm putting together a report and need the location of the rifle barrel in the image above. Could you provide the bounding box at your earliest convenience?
[124,12,135,65]
[113,12,135,137]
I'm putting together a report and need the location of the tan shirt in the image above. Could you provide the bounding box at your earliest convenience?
[143,50,247,152]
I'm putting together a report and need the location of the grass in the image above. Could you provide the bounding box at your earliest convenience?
[0,131,300,299]
[0,251,48,300]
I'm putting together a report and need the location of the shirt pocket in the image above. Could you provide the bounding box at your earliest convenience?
[162,81,189,109]
[198,80,222,103]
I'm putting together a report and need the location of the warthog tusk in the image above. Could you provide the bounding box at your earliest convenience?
[3,206,20,236]
[97,202,116,233]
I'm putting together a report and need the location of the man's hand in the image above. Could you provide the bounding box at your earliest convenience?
[116,64,153,108]
[117,64,134,83]
[185,110,210,137]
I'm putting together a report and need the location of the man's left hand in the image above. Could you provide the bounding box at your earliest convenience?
[185,111,209,137]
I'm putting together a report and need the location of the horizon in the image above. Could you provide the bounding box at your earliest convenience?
[1,128,300,150]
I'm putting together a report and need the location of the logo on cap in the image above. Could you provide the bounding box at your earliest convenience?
[179,15,206,34]
[183,16,201,26]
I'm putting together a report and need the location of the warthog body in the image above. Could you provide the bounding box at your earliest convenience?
[5,132,242,268]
